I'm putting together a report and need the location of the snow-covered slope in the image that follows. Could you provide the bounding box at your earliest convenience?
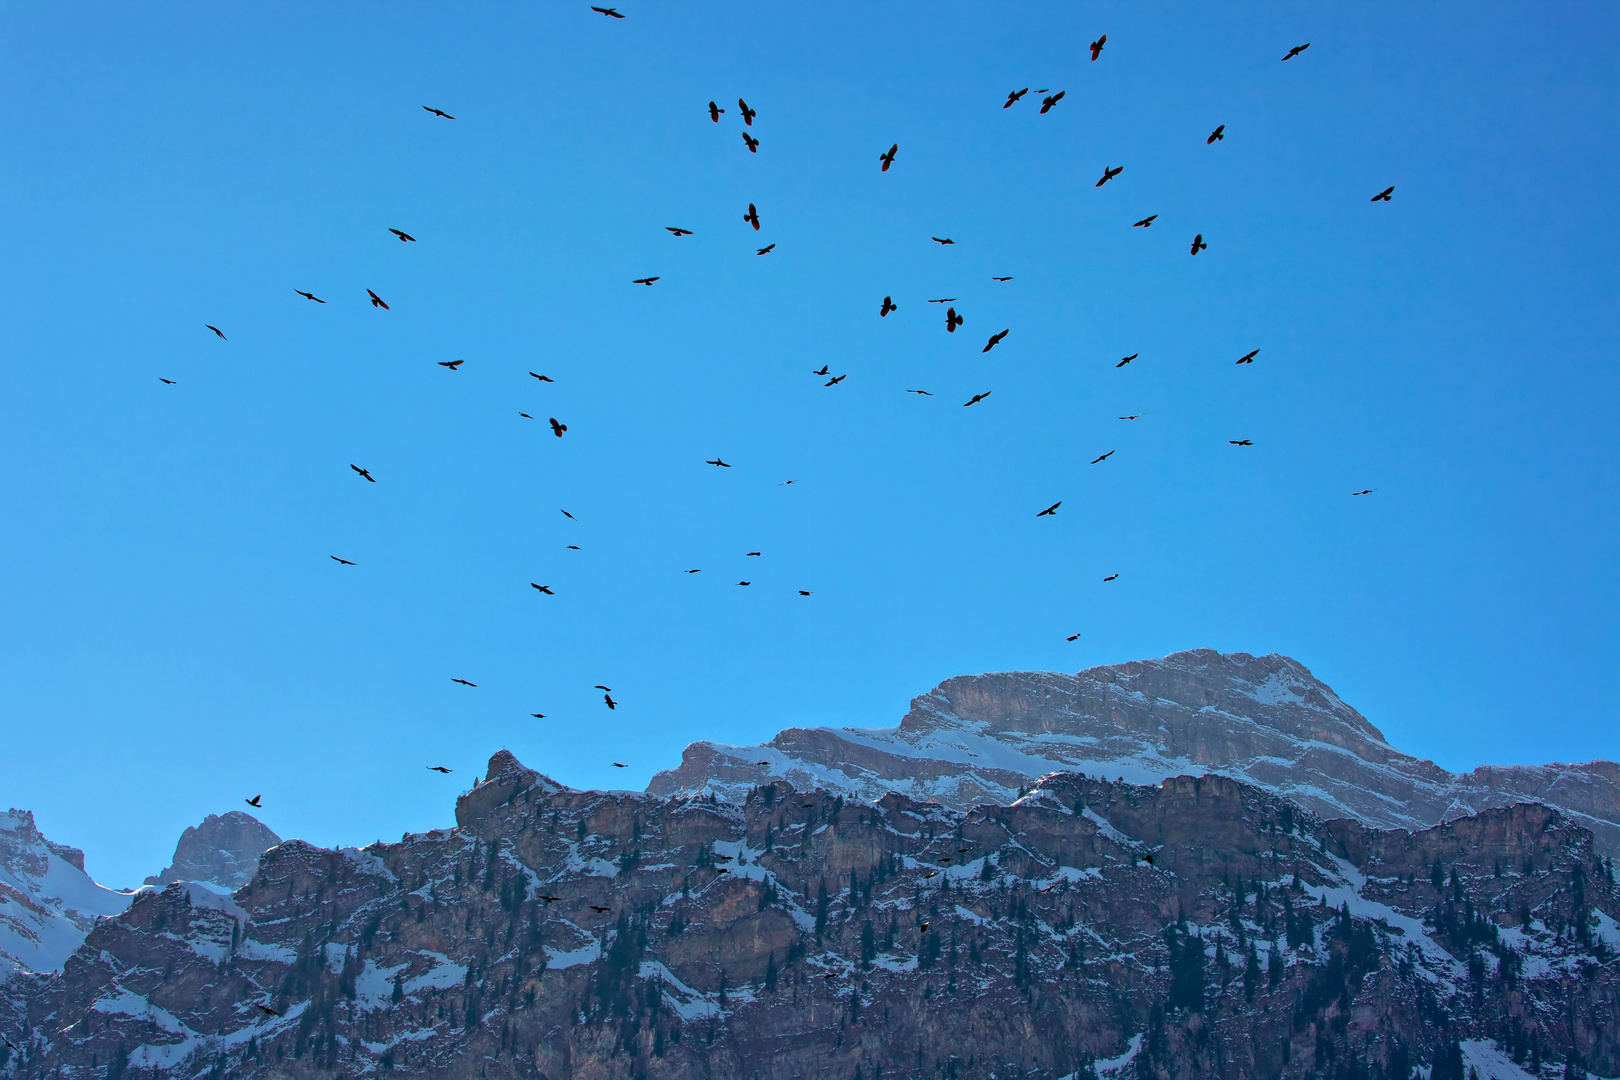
[0,810,135,978]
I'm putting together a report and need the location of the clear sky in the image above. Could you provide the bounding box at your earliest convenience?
[1,2,1614,888]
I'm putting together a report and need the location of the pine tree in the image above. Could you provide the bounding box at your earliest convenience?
[1243,941,1260,1001]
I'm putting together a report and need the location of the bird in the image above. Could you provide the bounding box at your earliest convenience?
[756,243,775,255]
[780,479,796,484]
[590,904,612,913]
[1067,633,1082,642]
[666,226,694,236]
[591,6,625,17]
[1089,34,1106,60]
[963,391,992,407]
[992,275,1014,281]
[1207,124,1225,144]
[159,378,177,384]
[246,795,262,807]
[1236,349,1259,365]
[1118,414,1142,420]
[206,325,226,339]
[351,465,376,482]
[1372,186,1395,202]
[1352,489,1376,496]
[452,678,477,687]
[537,894,561,903]
[825,374,846,386]
[880,144,898,171]
[1190,234,1207,255]
[367,289,389,308]
[1004,88,1029,108]
[531,713,546,719]
[1116,353,1138,367]
[295,289,325,303]
[813,365,830,376]
[738,581,751,586]
[255,1004,282,1017]
[330,556,355,566]
[1230,439,1253,446]
[920,920,932,931]
[438,359,464,370]
[706,458,731,467]
[560,509,576,520]
[799,590,811,596]
[927,298,957,303]
[932,236,955,245]
[1142,854,1155,866]
[603,693,617,709]
[530,372,555,382]
[1091,450,1115,464]
[983,329,1009,352]
[389,228,416,242]
[744,204,761,230]
[1282,43,1310,61]
[549,417,567,437]
[422,106,455,119]
[738,98,756,125]
[566,545,579,550]
[708,101,724,122]
[520,413,533,419]
[428,766,452,773]
[686,569,701,573]
[1096,165,1123,186]
[1040,91,1066,113]
[906,390,933,395]
[880,296,897,317]
[632,276,659,286]
[1037,502,1061,517]
[945,307,964,332]
[1103,574,1119,582]
[595,685,613,691]
[530,584,554,594]
[1133,215,1158,228]
[742,132,759,153]
[746,552,761,556]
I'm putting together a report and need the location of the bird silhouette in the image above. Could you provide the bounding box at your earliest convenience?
[452,678,477,687]
[592,6,625,17]
[368,289,389,308]
[963,391,992,407]
[992,275,1014,281]
[1352,489,1376,496]
[1118,414,1143,420]
[907,390,933,395]
[781,479,796,484]
[560,509,576,519]
[595,685,613,692]
[686,569,701,573]
[928,298,958,303]
[295,290,325,303]
[1372,186,1395,202]
[1089,34,1106,60]
[530,584,554,594]
[1103,573,1119,582]
[1190,234,1207,255]
[706,458,731,467]
[549,417,567,437]
[1004,88,1029,108]
[666,226,694,236]
[744,204,761,230]
[423,106,455,119]
[799,590,811,596]
[529,372,554,382]
[1230,439,1253,446]
[708,101,724,122]
[738,98,756,125]
[1067,633,1082,642]
[255,1004,282,1017]
[746,552,761,556]
[351,465,376,482]
[1133,215,1158,228]
[632,276,659,286]
[757,243,775,255]
[880,296,897,317]
[331,556,356,566]
[932,236,955,245]
[246,795,261,807]
[604,693,617,709]
[825,374,846,385]
[945,307,964,332]
[813,365,830,375]
[1091,450,1115,464]
[531,713,546,719]
[566,544,579,549]
[438,359,464,370]
[1040,91,1066,113]
[536,893,561,903]
[1116,353,1138,367]
[1207,124,1225,144]
[428,766,452,773]
[390,228,416,242]
[880,144,898,171]
[159,378,177,384]
[1282,43,1310,60]
[742,132,759,153]
[1096,165,1123,186]
[590,904,613,912]
[206,325,226,340]
[1236,349,1258,365]
[1037,502,1061,517]
[737,580,751,586]
[983,329,1009,352]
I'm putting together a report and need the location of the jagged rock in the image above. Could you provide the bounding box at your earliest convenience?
[0,810,133,978]
[650,649,1620,857]
[144,811,282,891]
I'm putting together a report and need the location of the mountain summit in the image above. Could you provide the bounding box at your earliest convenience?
[144,811,281,891]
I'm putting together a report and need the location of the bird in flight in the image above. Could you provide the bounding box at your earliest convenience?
[592,5,625,17]
[246,795,262,807]
[536,893,561,903]
[1040,91,1066,113]
[928,298,957,303]
[1103,573,1119,582]
[798,590,812,596]
[423,106,455,119]
[295,290,325,303]
[159,377,177,384]
[1207,124,1225,144]
[706,458,731,467]
[666,226,694,236]
[530,584,554,594]
[1118,414,1142,420]
[992,276,1014,281]
[742,132,759,153]
[932,236,955,245]
[737,581,751,586]
[531,713,546,719]
[1066,633,1082,642]
[1116,353,1138,367]
[1230,439,1253,446]
[255,1004,282,1018]
[738,98,756,125]
[1004,88,1029,108]
[603,693,617,709]
[560,509,576,520]
[686,569,701,574]
[438,359,464,370]
[983,329,1009,352]
[453,678,477,687]
[206,325,227,340]
[1352,489,1376,496]
[1232,349,1259,366]
[963,391,992,407]
[330,556,355,566]
[708,101,724,122]
[428,766,452,773]
[1096,166,1123,187]
[907,390,932,395]
[825,374,846,386]
[590,904,613,913]
[530,372,554,382]
[946,306,964,332]
[1282,42,1310,61]
[880,296,897,317]
[781,479,795,484]
[390,228,416,242]
[1372,186,1395,202]
[595,685,613,692]
[547,418,567,438]
[813,365,830,375]
[1091,450,1115,464]
[1089,34,1106,60]
[1190,234,1207,255]
[757,243,775,255]
[746,552,761,556]
[632,276,659,286]
[566,544,579,549]
[744,204,761,230]
[1037,502,1061,517]
[1133,215,1158,228]
[368,289,389,308]
[351,465,376,482]
[880,144,898,172]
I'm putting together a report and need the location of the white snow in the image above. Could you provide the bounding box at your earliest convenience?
[0,809,137,974]
[403,951,467,993]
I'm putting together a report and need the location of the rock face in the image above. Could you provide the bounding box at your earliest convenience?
[649,649,1620,857]
[2,750,1615,1080]
[144,812,281,891]
[0,811,134,978]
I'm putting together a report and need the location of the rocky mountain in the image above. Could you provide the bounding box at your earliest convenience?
[145,812,281,892]
[0,811,134,979]
[1,750,1614,1080]
[650,650,1620,858]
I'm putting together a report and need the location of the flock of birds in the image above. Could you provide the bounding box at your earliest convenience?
[161,13,1397,794]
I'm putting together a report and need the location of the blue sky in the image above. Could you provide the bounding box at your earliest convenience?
[1,2,1614,887]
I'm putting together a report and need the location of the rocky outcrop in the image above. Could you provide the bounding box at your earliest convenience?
[0,811,133,978]
[649,649,1620,857]
[1,752,1614,1080]
[144,812,281,891]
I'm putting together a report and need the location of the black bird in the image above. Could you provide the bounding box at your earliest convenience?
[1091,450,1115,464]
[1282,43,1310,61]
[813,365,830,375]
[963,391,992,407]
[1352,489,1376,496]
[331,556,356,566]
[590,904,613,912]
[531,583,554,594]
[880,296,897,317]
[983,329,1009,352]
[1103,573,1119,582]
[667,226,694,236]
[351,464,376,482]
[560,509,576,519]
[159,377,177,384]
[536,893,561,902]
[799,590,811,595]
[246,795,262,807]
[531,713,546,719]
[1190,233,1207,255]
[927,298,957,303]
[530,372,554,382]
[549,417,567,437]
[880,144,898,171]
[592,5,625,17]
[206,325,227,339]
[1230,439,1253,446]
[744,203,761,230]
[992,276,1014,281]
[295,289,325,303]
[825,374,846,385]
[907,390,933,395]
[708,101,724,122]
[423,106,455,119]
[742,131,759,153]
[428,766,452,773]
[1116,353,1138,367]
[368,289,389,308]
[1089,34,1106,60]
[453,678,477,687]
[1133,215,1157,228]
[1236,349,1258,365]
[945,306,964,332]
[1118,414,1143,420]
[686,569,701,573]
[1372,186,1395,202]
[932,236,955,245]
[1096,165,1123,186]
[757,243,775,255]
[390,228,416,242]
[1067,633,1082,642]
[737,580,751,586]
[566,545,579,549]
[1004,87,1029,108]
[1040,91,1065,113]
[738,98,756,125]
[1037,502,1061,517]
[256,1004,282,1017]
[604,693,617,709]
[1207,124,1225,144]
[438,359,464,369]
[632,276,659,286]
[706,458,731,467]
[596,685,613,691]
[746,552,761,556]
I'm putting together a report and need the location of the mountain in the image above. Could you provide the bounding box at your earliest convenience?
[144,812,281,891]
[1,751,1614,1079]
[0,811,134,979]
[649,649,1620,858]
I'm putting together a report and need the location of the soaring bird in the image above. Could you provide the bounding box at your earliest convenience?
[330,556,356,566]
[1282,42,1310,61]
[737,581,751,586]
[560,509,576,519]
[255,1004,282,1017]
[590,904,613,913]
[746,552,761,556]
[1207,124,1226,144]
[963,391,992,407]
[1133,215,1158,228]
[932,236,955,245]
[351,465,376,482]
[536,893,561,902]
[706,458,731,467]
[686,569,701,573]
[983,329,1009,352]
[1089,34,1106,60]
[1372,186,1395,202]
[742,131,759,153]
[1004,88,1029,108]
[738,98,756,125]
[1230,439,1253,446]
[780,479,796,484]
[603,693,617,709]
[1103,573,1119,582]
[708,101,724,122]
[295,290,325,303]
[1096,165,1123,186]
[246,795,262,807]
[428,766,452,773]
[1067,633,1082,642]
[438,359,464,369]
[825,374,846,386]
[368,289,389,308]
[945,306,964,332]
[1190,234,1207,255]
[206,325,227,339]
[595,685,613,692]
[813,365,830,375]
[423,106,455,119]
[880,144,898,171]
[666,226,694,236]
[906,390,933,395]
[591,5,625,17]
[549,417,567,437]
[1040,91,1066,113]
[880,296,897,317]
[799,590,811,596]
[927,298,958,303]
[1037,502,1061,517]
[1118,414,1143,420]
[632,276,659,286]
[390,228,416,242]
[452,678,477,687]
[992,275,1014,281]
[744,203,761,230]
[1091,450,1115,464]
[757,243,775,255]
[531,583,554,594]
[531,713,546,719]
[1236,349,1259,365]
[529,372,554,383]
[1352,489,1376,496]
[159,378,177,384]
[1116,353,1138,367]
